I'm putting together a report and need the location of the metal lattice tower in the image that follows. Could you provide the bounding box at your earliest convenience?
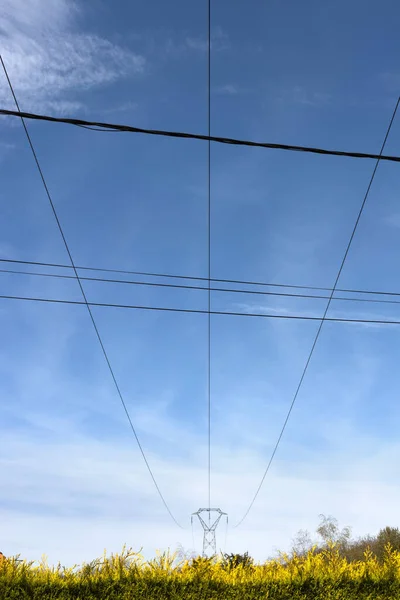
[192,508,228,557]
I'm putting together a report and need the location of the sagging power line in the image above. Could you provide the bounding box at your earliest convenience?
[234,95,400,528]
[0,55,184,530]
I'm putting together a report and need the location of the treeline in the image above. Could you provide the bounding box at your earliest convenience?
[177,514,400,567]
[289,514,400,563]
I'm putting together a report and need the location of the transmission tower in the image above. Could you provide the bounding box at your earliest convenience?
[192,508,228,557]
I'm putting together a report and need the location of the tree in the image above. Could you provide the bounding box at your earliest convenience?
[343,534,376,563]
[175,543,197,563]
[289,516,400,564]
[316,514,351,550]
[376,527,400,555]
[222,552,253,570]
[289,515,352,559]
[291,529,313,557]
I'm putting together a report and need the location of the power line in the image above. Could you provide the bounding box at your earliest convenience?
[207,0,212,514]
[0,55,184,529]
[191,518,197,555]
[2,107,400,164]
[5,265,400,308]
[4,256,400,300]
[3,291,400,325]
[234,96,400,528]
[223,517,229,555]
[3,69,400,531]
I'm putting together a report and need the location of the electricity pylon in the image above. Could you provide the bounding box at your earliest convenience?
[192,508,228,557]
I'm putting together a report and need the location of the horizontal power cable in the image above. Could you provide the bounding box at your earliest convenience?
[2,108,400,163]
[1,257,400,299]
[3,266,400,307]
[1,292,400,325]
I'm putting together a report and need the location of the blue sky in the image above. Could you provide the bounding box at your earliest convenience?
[2,0,400,566]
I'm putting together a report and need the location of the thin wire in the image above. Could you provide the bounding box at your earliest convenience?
[224,517,228,555]
[76,124,122,132]
[191,518,196,555]
[4,292,400,325]
[0,55,183,530]
[5,265,400,307]
[2,107,400,164]
[5,256,400,300]
[234,96,400,529]
[207,0,212,515]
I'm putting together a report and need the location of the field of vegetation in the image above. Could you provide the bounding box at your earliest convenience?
[3,545,400,599]
[3,516,400,599]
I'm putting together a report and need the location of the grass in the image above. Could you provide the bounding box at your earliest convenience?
[2,543,400,599]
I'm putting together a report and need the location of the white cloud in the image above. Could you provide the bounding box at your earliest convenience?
[214,84,239,95]
[185,26,230,53]
[0,326,399,569]
[384,213,400,229]
[380,72,400,93]
[233,302,292,316]
[97,101,138,116]
[227,296,400,331]
[0,0,145,114]
[2,415,400,567]
[0,303,395,566]
[185,37,208,52]
[0,141,16,162]
[1,242,400,568]
[42,100,86,114]
[0,241,19,261]
[277,86,331,107]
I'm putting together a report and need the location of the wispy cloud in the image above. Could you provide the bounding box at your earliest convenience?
[185,26,230,53]
[277,85,331,107]
[0,0,145,114]
[185,37,208,52]
[0,141,16,162]
[39,100,85,114]
[380,72,400,93]
[226,298,400,331]
[3,405,400,566]
[232,302,293,316]
[214,84,240,95]
[383,213,400,229]
[2,295,400,566]
[0,240,19,260]
[97,101,138,117]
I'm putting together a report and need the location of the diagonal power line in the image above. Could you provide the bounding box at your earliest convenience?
[0,55,184,529]
[2,107,400,163]
[234,96,400,528]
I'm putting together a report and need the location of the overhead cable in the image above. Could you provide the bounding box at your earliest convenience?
[206,0,212,513]
[234,96,400,528]
[2,292,400,325]
[2,107,400,163]
[0,55,184,529]
[3,257,400,299]
[4,265,400,307]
